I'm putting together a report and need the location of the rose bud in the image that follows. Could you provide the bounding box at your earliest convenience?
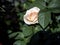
[24,7,40,25]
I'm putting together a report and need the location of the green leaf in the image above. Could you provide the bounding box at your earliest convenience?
[8,30,12,34]
[55,24,60,32]
[48,0,60,8]
[9,32,18,38]
[27,0,46,10]
[15,32,24,40]
[18,12,25,20]
[39,11,51,28]
[51,8,60,13]
[56,16,60,21]
[28,0,36,3]
[47,0,60,13]
[13,40,26,45]
[24,36,31,43]
[21,24,33,37]
[44,0,51,3]
[47,8,60,13]
[15,1,19,7]
[34,25,41,33]
[51,24,60,33]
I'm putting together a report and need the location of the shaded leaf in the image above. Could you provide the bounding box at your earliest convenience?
[47,8,60,13]
[51,8,60,13]
[9,32,18,38]
[34,25,41,33]
[27,0,46,10]
[51,24,60,33]
[13,40,26,45]
[24,36,31,43]
[44,0,51,3]
[15,32,24,40]
[21,24,33,37]
[48,0,60,8]
[8,30,12,34]
[39,11,51,28]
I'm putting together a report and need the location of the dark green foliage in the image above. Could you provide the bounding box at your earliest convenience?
[0,0,60,45]
[27,31,60,45]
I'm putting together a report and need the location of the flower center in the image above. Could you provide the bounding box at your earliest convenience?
[26,12,38,22]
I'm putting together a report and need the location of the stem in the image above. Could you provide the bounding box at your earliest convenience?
[38,23,44,30]
[31,25,35,35]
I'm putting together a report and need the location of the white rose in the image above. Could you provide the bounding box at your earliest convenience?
[24,7,40,25]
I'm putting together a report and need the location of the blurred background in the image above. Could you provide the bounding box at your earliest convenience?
[0,0,60,45]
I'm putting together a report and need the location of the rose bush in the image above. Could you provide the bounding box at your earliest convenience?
[0,0,60,45]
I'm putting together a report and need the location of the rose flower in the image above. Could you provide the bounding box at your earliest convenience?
[24,7,40,25]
